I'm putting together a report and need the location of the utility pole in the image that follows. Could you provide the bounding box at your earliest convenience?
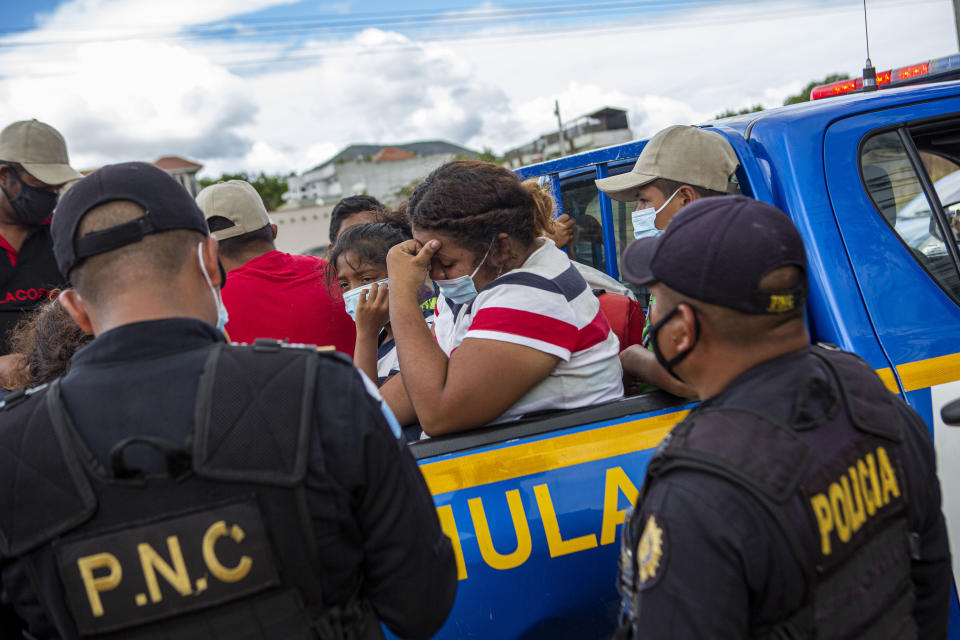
[554,99,566,157]
[954,0,960,51]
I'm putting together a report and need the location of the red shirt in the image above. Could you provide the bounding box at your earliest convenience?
[221,250,356,356]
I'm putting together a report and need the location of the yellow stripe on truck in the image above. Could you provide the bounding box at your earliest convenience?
[875,368,899,393]
[420,411,686,496]
[418,353,959,497]
[897,352,960,392]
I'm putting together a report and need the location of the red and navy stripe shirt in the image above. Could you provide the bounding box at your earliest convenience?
[434,239,623,422]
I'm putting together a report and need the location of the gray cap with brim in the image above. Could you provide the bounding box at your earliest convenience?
[595,125,739,202]
[0,120,83,186]
[196,180,271,241]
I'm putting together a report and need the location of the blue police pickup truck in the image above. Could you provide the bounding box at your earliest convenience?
[403,80,960,639]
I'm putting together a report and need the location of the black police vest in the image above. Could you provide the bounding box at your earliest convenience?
[634,347,917,640]
[0,341,381,640]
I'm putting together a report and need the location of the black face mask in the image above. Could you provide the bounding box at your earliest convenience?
[644,304,701,382]
[1,168,58,225]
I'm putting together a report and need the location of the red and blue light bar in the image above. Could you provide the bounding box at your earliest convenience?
[811,53,960,100]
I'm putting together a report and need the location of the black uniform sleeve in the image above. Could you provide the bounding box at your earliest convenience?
[0,602,25,639]
[321,368,457,639]
[898,403,952,638]
[630,471,806,639]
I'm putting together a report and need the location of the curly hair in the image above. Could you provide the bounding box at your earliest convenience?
[522,178,556,236]
[408,160,537,256]
[2,292,92,390]
[327,220,412,292]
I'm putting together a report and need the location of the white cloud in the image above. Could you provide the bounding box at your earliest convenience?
[0,38,257,171]
[444,0,956,126]
[34,0,297,33]
[239,28,517,170]
[0,0,954,178]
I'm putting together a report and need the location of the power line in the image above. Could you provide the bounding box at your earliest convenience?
[0,0,939,78]
[0,1,681,45]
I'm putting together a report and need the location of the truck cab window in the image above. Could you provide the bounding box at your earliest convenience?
[861,130,960,303]
[559,166,641,296]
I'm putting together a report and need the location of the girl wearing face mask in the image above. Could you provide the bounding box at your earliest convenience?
[328,221,435,389]
[382,160,624,437]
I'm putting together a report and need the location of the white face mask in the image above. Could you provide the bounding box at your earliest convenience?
[435,241,493,305]
[632,188,681,239]
[342,278,389,322]
[197,242,229,333]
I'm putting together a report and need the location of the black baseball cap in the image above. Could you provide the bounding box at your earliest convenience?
[620,195,807,314]
[52,161,209,276]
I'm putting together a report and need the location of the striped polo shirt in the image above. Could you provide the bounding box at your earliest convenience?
[434,238,623,423]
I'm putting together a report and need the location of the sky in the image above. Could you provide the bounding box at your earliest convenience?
[0,0,956,178]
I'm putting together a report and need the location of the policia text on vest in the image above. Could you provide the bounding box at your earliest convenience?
[809,445,901,557]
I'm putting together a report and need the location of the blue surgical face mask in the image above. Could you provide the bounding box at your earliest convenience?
[198,242,229,333]
[631,188,681,239]
[435,241,493,305]
[342,278,389,322]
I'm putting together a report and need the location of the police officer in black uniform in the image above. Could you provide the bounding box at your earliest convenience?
[0,162,457,639]
[614,195,951,639]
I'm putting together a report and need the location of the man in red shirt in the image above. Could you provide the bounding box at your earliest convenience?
[197,180,355,355]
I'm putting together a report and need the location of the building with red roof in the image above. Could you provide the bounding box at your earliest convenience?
[153,156,203,196]
[80,156,204,196]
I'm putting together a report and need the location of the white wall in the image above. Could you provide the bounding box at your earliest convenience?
[334,153,458,203]
[272,203,334,255]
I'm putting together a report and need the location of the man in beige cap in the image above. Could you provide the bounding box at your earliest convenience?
[0,119,83,360]
[596,125,739,397]
[197,180,355,353]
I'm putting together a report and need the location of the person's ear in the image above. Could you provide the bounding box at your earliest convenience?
[0,164,14,196]
[673,303,699,352]
[200,235,222,288]
[678,185,697,207]
[59,290,95,335]
[489,233,515,270]
[270,223,278,239]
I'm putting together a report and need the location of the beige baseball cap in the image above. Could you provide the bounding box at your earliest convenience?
[196,180,270,240]
[0,119,83,186]
[595,125,739,202]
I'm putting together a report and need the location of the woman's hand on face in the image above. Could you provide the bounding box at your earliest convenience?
[387,239,440,298]
[355,282,390,336]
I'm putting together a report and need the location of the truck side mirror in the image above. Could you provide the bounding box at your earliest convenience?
[942,398,960,426]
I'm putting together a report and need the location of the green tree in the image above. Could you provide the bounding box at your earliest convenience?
[198,171,291,211]
[714,73,855,120]
[453,146,502,164]
[715,104,765,120]
[476,147,503,164]
[782,73,850,105]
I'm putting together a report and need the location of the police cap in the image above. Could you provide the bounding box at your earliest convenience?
[620,195,807,314]
[52,162,209,276]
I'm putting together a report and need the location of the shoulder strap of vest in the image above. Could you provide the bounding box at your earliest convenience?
[192,341,323,487]
[0,381,96,557]
[810,346,902,442]
[645,407,818,597]
[653,407,812,504]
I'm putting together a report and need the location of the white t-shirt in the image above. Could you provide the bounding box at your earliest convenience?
[376,314,434,384]
[433,239,623,423]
